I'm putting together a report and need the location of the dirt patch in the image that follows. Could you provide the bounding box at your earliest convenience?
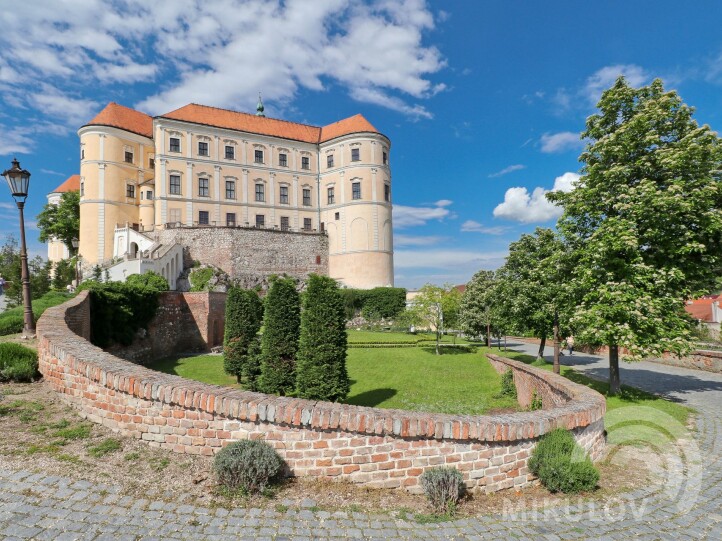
[0,380,668,521]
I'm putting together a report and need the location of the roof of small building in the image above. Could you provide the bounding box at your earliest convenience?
[83,102,382,144]
[50,174,81,194]
[685,296,719,322]
[83,102,154,138]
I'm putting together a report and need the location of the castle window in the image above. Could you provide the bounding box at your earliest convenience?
[225,145,235,159]
[304,218,312,231]
[351,148,360,162]
[327,187,335,205]
[255,214,265,228]
[125,151,134,164]
[352,182,361,200]
[198,210,209,225]
[169,137,181,152]
[255,183,265,202]
[334,212,340,220]
[126,184,135,198]
[327,154,334,168]
[383,151,388,165]
[198,178,209,197]
[198,141,209,156]
[254,149,264,164]
[149,157,155,169]
[303,188,311,206]
[279,153,288,167]
[279,185,289,204]
[147,190,153,199]
[301,156,310,170]
[384,184,390,202]
[169,208,181,223]
[225,180,236,199]
[281,216,290,231]
[169,174,181,195]
[81,149,85,160]
[226,213,236,226]
[80,181,84,197]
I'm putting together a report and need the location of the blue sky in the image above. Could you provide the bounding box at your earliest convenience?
[2,0,722,288]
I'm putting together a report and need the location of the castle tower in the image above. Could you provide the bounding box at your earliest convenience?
[77,103,155,264]
[319,115,394,288]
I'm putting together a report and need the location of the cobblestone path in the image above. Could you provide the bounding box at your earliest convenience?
[2,345,721,540]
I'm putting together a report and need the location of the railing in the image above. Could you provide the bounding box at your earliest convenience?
[162,222,323,234]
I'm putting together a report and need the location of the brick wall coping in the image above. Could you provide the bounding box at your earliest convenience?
[38,292,606,444]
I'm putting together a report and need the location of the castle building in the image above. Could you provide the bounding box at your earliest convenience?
[71,99,394,289]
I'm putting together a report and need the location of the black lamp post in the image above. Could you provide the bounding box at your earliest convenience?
[3,158,35,337]
[71,238,80,287]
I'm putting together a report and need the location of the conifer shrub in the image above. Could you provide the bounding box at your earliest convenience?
[419,467,465,515]
[529,428,599,493]
[295,274,350,401]
[0,343,39,382]
[223,288,263,383]
[258,277,300,395]
[213,440,284,494]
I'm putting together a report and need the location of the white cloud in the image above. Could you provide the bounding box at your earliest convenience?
[493,172,579,224]
[0,126,34,156]
[584,64,647,104]
[0,0,446,126]
[488,164,525,178]
[460,220,508,235]
[395,249,508,270]
[29,87,100,127]
[393,200,453,228]
[540,131,583,154]
[394,234,446,247]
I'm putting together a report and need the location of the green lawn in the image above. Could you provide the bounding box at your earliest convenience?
[346,330,468,344]
[151,354,239,388]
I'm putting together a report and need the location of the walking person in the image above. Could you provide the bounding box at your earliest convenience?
[566,335,575,356]
[0,274,5,296]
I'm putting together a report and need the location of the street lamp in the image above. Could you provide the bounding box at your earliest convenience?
[71,238,80,288]
[2,158,35,337]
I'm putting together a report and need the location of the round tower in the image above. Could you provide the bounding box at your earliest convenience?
[319,118,393,289]
[77,103,154,265]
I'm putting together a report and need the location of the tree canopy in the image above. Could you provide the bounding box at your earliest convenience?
[548,77,722,393]
[37,191,80,253]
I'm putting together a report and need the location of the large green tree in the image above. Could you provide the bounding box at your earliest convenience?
[223,288,263,384]
[295,275,349,401]
[549,77,722,394]
[258,277,301,395]
[494,228,567,360]
[409,283,459,354]
[459,270,498,346]
[37,191,80,253]
[0,236,51,307]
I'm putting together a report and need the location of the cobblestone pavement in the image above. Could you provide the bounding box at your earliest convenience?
[1,345,721,540]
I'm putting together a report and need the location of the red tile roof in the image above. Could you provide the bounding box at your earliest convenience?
[685,297,719,322]
[158,103,380,143]
[84,102,153,138]
[50,174,80,194]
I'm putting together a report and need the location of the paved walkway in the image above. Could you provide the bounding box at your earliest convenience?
[1,345,722,540]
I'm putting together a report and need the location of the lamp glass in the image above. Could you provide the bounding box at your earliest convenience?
[3,159,31,198]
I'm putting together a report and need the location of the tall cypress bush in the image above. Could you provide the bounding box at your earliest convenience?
[296,274,350,401]
[223,287,263,383]
[258,277,300,395]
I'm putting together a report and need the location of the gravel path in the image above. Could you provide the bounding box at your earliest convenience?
[1,344,721,539]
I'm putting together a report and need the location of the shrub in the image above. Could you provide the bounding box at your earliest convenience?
[528,390,543,411]
[296,274,350,401]
[0,291,72,336]
[126,271,169,291]
[189,267,215,291]
[223,288,264,382]
[213,439,284,494]
[496,368,517,399]
[0,314,24,336]
[0,343,39,382]
[419,467,465,515]
[258,277,300,396]
[339,287,407,321]
[529,428,599,494]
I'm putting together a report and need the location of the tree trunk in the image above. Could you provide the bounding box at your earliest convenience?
[552,312,560,374]
[609,344,621,395]
[537,334,546,360]
[436,329,441,355]
[486,322,491,348]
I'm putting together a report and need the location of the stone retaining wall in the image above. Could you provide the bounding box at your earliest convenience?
[37,293,606,493]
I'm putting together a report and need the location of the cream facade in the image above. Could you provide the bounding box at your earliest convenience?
[74,102,394,289]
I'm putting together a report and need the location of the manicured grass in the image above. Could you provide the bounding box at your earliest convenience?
[151,354,240,388]
[346,330,468,344]
[345,347,518,414]
[493,348,693,426]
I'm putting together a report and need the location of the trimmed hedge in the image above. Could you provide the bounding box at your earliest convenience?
[0,291,73,336]
[340,287,406,321]
[0,342,39,382]
[223,288,263,385]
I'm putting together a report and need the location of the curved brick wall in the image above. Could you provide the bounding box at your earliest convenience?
[37,293,606,493]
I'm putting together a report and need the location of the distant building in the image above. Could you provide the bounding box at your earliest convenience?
[67,99,394,289]
[685,296,721,339]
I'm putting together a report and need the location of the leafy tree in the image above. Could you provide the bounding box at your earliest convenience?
[0,236,51,307]
[223,288,264,384]
[295,275,350,401]
[459,270,497,346]
[494,228,567,359]
[409,284,458,355]
[258,277,301,395]
[51,259,75,291]
[549,77,722,394]
[125,271,169,291]
[37,191,80,253]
